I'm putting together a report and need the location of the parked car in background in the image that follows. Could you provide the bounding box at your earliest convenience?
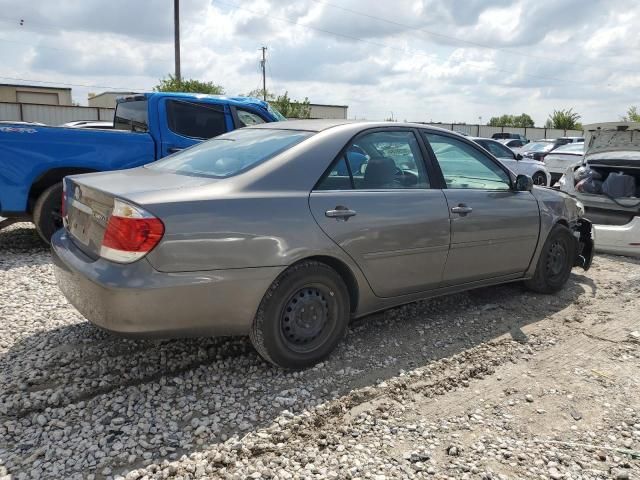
[544,143,584,186]
[52,120,593,369]
[61,120,114,129]
[497,138,527,150]
[491,132,529,143]
[556,136,584,145]
[0,120,46,126]
[560,122,640,257]
[0,92,285,242]
[520,140,558,161]
[472,137,550,185]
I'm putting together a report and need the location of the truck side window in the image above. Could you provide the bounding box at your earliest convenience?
[114,100,148,132]
[166,100,227,139]
[237,109,267,127]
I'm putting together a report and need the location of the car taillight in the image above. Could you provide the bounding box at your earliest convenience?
[100,199,164,263]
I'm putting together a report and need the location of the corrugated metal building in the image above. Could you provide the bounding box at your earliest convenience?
[308,103,348,119]
[0,83,72,106]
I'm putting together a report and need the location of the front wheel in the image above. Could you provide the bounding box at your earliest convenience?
[532,171,547,186]
[33,183,64,245]
[525,224,576,294]
[249,261,350,369]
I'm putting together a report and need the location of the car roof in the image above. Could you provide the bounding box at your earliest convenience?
[246,120,459,134]
[119,92,270,109]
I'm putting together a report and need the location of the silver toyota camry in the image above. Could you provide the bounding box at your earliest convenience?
[52,120,594,369]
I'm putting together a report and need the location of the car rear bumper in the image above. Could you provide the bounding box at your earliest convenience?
[573,219,595,270]
[51,230,284,337]
[593,216,640,257]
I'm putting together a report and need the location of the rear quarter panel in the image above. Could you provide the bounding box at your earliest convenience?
[0,125,155,213]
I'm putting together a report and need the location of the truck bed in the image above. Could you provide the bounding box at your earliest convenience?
[0,124,155,214]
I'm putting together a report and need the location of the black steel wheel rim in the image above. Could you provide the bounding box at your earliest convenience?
[280,285,333,353]
[546,240,567,278]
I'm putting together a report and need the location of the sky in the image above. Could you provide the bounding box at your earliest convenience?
[0,0,638,125]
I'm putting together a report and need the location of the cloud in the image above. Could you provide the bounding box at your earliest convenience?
[0,0,638,125]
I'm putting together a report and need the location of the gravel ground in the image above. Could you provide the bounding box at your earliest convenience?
[1,223,639,480]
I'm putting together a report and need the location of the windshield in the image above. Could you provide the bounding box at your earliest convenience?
[522,141,554,153]
[147,128,312,178]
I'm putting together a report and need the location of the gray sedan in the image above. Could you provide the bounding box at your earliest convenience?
[52,121,594,369]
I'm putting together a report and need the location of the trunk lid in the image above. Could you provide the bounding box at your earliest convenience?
[584,122,640,158]
[63,167,215,258]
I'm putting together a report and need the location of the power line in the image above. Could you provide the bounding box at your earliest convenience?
[0,75,150,91]
[214,0,597,88]
[308,0,637,75]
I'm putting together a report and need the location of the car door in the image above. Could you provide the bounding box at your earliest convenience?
[423,132,540,285]
[158,98,233,157]
[309,129,451,298]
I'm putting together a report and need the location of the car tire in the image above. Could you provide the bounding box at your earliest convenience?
[249,260,350,369]
[33,183,64,245]
[532,171,547,186]
[524,224,576,294]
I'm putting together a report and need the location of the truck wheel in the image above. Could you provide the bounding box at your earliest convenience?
[524,224,576,294]
[249,261,350,369]
[33,183,64,245]
[532,171,547,186]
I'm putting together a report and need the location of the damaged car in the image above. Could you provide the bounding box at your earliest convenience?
[52,121,594,369]
[560,122,640,257]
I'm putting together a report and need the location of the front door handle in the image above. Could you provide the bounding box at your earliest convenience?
[451,204,473,215]
[167,147,183,153]
[325,206,357,220]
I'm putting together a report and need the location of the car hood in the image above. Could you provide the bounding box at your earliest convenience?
[584,122,640,160]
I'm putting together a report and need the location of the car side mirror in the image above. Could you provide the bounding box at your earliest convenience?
[515,174,533,191]
[515,153,523,160]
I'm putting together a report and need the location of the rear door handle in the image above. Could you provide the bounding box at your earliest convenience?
[325,206,357,220]
[168,147,183,153]
[451,204,473,215]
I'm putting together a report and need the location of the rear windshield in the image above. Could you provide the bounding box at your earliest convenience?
[114,99,148,132]
[554,143,584,153]
[147,128,313,178]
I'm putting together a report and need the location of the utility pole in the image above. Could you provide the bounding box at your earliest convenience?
[260,46,267,101]
[174,0,181,85]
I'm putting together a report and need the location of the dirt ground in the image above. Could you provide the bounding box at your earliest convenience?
[0,224,639,479]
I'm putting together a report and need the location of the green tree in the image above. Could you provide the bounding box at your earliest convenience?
[245,89,311,119]
[623,106,640,122]
[154,74,225,94]
[546,108,581,130]
[487,113,534,127]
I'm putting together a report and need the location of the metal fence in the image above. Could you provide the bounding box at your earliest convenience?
[0,101,585,139]
[0,102,114,125]
[424,123,583,140]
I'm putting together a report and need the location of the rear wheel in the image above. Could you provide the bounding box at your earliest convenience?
[532,171,547,186]
[33,183,64,245]
[249,261,350,369]
[525,224,576,293]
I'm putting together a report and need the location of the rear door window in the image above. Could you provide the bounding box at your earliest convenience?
[315,130,430,190]
[166,100,227,139]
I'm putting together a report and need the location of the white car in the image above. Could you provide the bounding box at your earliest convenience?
[560,122,640,257]
[544,143,584,186]
[472,137,551,186]
[61,120,113,129]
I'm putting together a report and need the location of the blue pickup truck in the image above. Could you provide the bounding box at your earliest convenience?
[0,92,285,242]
